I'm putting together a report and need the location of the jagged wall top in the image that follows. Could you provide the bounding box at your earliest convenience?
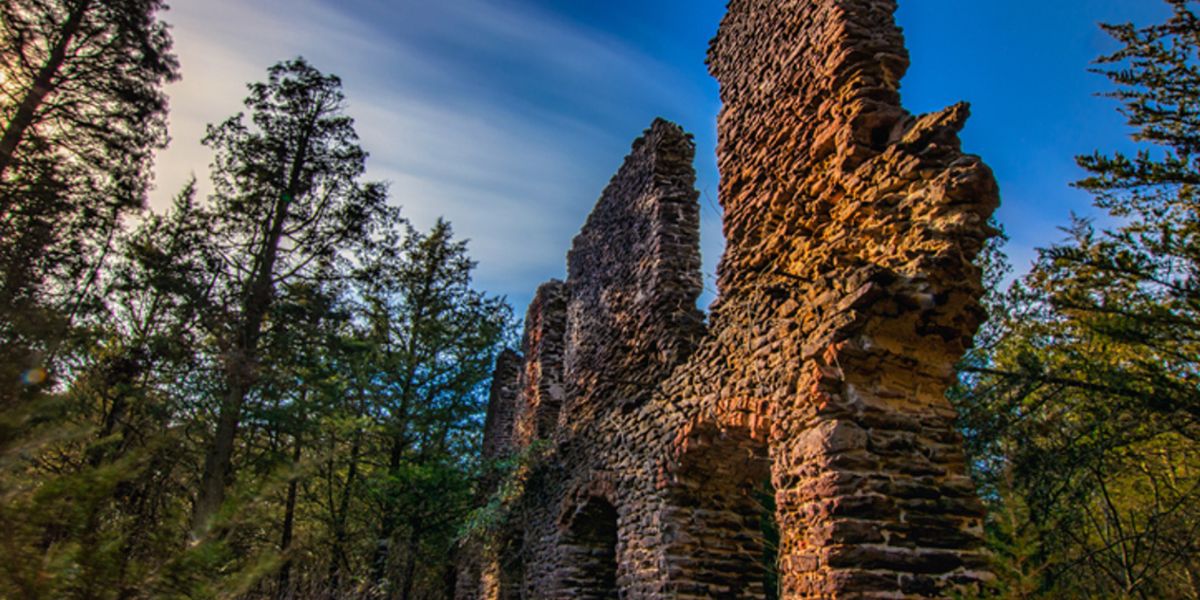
[562,119,705,424]
[514,281,567,447]
[480,349,521,460]
[707,0,998,359]
[708,0,908,157]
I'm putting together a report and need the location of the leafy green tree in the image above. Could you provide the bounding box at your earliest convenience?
[357,219,512,599]
[190,57,390,537]
[251,280,353,598]
[0,0,177,178]
[0,34,513,597]
[0,185,218,599]
[955,2,1200,597]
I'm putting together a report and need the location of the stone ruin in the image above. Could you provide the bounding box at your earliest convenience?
[456,0,1000,597]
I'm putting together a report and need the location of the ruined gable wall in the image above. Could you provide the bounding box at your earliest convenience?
[522,119,708,599]
[513,281,567,448]
[481,349,523,461]
[458,0,999,598]
[707,0,995,340]
[688,0,999,595]
[454,126,705,593]
[561,118,706,425]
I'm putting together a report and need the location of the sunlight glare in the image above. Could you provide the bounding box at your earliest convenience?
[20,367,47,386]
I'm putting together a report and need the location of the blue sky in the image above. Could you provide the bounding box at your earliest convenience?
[152,0,1173,315]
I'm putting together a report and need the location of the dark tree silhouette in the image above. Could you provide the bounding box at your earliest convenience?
[190,58,389,538]
[0,0,178,405]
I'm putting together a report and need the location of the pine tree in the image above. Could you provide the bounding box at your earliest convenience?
[190,57,390,538]
[357,219,512,598]
[955,2,1200,596]
[0,41,513,596]
[0,185,220,599]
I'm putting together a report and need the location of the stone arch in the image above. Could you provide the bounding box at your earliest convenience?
[664,409,776,599]
[494,528,524,600]
[558,494,620,599]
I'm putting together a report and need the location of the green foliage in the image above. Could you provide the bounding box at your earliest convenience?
[459,441,552,544]
[0,49,514,600]
[350,217,513,596]
[954,2,1200,598]
[189,56,395,539]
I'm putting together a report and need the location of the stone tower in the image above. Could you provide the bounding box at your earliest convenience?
[457,0,999,597]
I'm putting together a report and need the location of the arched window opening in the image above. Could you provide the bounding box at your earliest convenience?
[560,497,619,599]
[757,477,780,600]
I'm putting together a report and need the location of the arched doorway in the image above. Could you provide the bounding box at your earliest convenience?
[497,528,523,600]
[559,496,619,599]
[665,423,776,599]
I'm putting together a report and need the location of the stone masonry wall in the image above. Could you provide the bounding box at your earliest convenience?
[481,350,523,460]
[514,282,568,448]
[562,118,706,423]
[457,0,1000,598]
[455,349,522,600]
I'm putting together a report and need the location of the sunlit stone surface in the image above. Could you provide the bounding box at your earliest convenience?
[457,0,999,597]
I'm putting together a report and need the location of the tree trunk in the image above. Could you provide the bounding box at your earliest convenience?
[191,377,250,537]
[190,121,313,538]
[276,431,303,600]
[399,522,422,600]
[0,0,91,187]
[325,423,363,597]
[371,339,422,590]
[442,545,459,600]
[370,438,405,588]
[369,268,435,593]
[190,192,287,537]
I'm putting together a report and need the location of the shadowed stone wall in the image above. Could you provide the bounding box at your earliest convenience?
[457,0,999,597]
[515,282,568,447]
[482,350,523,460]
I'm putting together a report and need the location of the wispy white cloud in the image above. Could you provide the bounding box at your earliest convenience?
[153,0,1194,314]
[152,0,720,310]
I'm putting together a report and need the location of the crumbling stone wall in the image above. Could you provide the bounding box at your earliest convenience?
[457,0,999,598]
[562,119,706,422]
[514,282,567,447]
[482,350,523,460]
[455,349,524,600]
